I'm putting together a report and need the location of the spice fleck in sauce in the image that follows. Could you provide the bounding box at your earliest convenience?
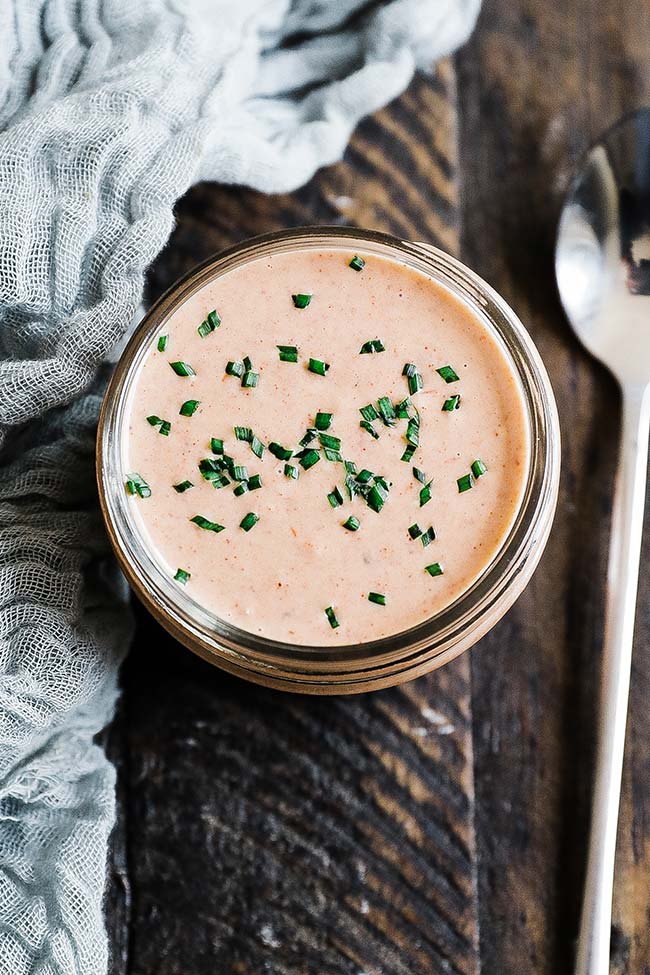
[124,249,530,645]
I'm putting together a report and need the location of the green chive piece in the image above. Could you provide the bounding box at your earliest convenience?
[239,512,259,532]
[308,358,329,376]
[367,481,389,513]
[323,448,343,463]
[250,435,265,459]
[425,562,444,577]
[174,568,191,584]
[210,473,231,490]
[408,523,422,540]
[234,426,253,442]
[198,309,221,337]
[173,480,194,493]
[395,398,411,418]
[233,482,249,497]
[420,480,433,507]
[359,338,385,354]
[292,293,312,309]
[360,405,380,424]
[170,361,195,377]
[325,606,340,629]
[284,464,299,480]
[179,399,200,417]
[226,361,244,378]
[442,394,461,412]
[299,449,320,471]
[360,420,379,440]
[299,428,318,447]
[125,473,151,499]
[327,486,344,508]
[401,445,416,463]
[199,458,221,477]
[368,592,386,606]
[377,396,396,426]
[344,460,358,475]
[421,526,436,548]
[157,334,168,352]
[241,370,259,388]
[405,414,420,447]
[403,362,423,394]
[357,469,373,483]
[159,420,171,437]
[277,344,299,363]
[343,516,360,531]
[248,474,262,491]
[190,515,225,533]
[413,467,427,484]
[146,414,162,427]
[437,365,460,384]
[243,356,253,371]
[269,442,293,461]
[315,412,332,431]
[349,255,365,271]
[210,438,224,455]
[231,465,248,482]
[457,473,475,493]
[471,459,488,478]
[318,432,341,451]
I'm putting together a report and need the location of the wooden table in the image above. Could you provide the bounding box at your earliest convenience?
[105,3,650,972]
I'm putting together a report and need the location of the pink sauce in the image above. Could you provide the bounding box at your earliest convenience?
[124,248,529,645]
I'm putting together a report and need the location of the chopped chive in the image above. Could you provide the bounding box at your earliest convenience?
[210,438,224,455]
[377,396,396,426]
[198,309,221,337]
[243,356,253,372]
[419,480,433,507]
[360,404,380,423]
[401,445,416,463]
[299,428,318,447]
[342,516,360,531]
[367,481,389,513]
[284,463,299,480]
[292,293,312,309]
[437,365,460,384]
[471,459,488,478]
[442,394,461,412]
[209,474,231,490]
[179,399,200,417]
[327,486,344,508]
[360,420,379,440]
[157,334,168,352]
[323,448,343,463]
[395,398,411,418]
[359,338,385,354]
[349,255,365,272]
[315,412,332,431]
[344,460,358,475]
[239,512,259,532]
[170,361,195,377]
[425,562,444,577]
[368,592,386,606]
[308,358,329,376]
[231,465,248,482]
[277,344,298,363]
[374,475,391,492]
[233,482,249,496]
[357,469,373,483]
[241,370,259,388]
[190,515,225,533]
[457,473,475,493]
[318,432,341,451]
[413,467,427,484]
[174,568,191,584]
[269,442,293,461]
[199,458,221,477]
[234,426,252,442]
[125,473,151,498]
[173,480,194,493]
[405,418,420,449]
[146,414,162,426]
[421,526,436,547]
[250,435,265,459]
[403,362,423,394]
[299,449,320,470]
[408,523,422,540]
[226,361,244,378]
[159,420,171,437]
[248,474,262,491]
[325,606,340,629]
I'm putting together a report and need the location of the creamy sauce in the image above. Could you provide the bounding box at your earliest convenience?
[124,248,529,645]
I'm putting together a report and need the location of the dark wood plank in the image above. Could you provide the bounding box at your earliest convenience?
[110,65,482,975]
[456,1,650,972]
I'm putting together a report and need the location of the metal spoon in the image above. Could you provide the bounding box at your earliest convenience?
[556,107,650,975]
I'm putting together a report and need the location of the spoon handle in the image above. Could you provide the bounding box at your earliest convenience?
[576,383,650,975]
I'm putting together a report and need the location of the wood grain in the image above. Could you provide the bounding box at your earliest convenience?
[457,1,650,972]
[109,64,482,975]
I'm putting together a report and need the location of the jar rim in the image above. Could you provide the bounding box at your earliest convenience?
[97,227,560,693]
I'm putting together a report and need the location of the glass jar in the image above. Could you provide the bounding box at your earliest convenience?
[97,228,560,694]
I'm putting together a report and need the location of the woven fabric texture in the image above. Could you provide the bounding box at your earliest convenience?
[0,1,480,971]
